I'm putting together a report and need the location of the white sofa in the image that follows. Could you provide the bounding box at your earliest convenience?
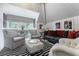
[49,38,79,56]
[25,31,44,54]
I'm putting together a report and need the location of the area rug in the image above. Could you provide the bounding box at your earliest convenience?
[0,40,53,56]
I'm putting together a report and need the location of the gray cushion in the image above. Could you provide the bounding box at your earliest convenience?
[76,32,79,38]
[45,36,60,40]
[6,30,18,37]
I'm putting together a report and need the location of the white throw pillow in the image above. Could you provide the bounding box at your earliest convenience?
[70,40,77,48]
[75,44,79,49]
[75,37,79,43]
[64,39,71,47]
[59,38,78,48]
[59,39,65,45]
[74,37,79,48]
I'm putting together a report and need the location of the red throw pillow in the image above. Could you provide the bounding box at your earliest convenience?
[47,30,51,36]
[56,30,63,37]
[68,31,76,39]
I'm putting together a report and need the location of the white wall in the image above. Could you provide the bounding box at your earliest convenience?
[46,16,79,31]
[0,11,4,51]
[73,16,79,31]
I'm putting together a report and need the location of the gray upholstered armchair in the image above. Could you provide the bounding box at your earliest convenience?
[3,30,25,49]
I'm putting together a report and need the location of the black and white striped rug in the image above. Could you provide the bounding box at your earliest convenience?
[0,40,53,56]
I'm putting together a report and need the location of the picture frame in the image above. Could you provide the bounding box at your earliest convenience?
[56,22,60,29]
[64,21,72,29]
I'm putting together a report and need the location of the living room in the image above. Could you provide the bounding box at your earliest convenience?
[0,3,79,56]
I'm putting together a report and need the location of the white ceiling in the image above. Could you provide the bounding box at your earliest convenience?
[10,3,79,24]
[46,3,79,22]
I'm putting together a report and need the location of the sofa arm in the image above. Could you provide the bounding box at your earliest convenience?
[49,43,79,56]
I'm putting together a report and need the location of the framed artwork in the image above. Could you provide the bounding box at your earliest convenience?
[56,22,60,29]
[64,21,69,29]
[64,21,72,29]
[39,24,43,29]
[69,21,72,29]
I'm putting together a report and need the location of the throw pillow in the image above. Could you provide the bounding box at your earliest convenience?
[51,31,56,37]
[63,31,68,38]
[47,30,51,36]
[56,30,63,37]
[68,31,76,39]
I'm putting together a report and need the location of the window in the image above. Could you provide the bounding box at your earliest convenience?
[6,20,34,30]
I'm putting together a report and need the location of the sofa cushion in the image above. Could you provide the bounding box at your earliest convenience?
[63,31,68,38]
[68,31,76,39]
[45,36,60,40]
[45,36,60,43]
[6,30,18,37]
[56,30,63,37]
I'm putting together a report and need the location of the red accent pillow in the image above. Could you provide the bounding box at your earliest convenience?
[56,30,63,37]
[68,31,76,39]
[47,30,51,36]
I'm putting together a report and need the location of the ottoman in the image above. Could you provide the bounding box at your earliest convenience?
[25,39,44,54]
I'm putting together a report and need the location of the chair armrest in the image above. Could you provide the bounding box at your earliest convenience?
[13,37,24,41]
